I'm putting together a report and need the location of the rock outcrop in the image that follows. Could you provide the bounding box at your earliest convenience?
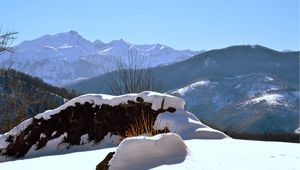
[96,152,115,170]
[0,92,179,158]
[0,91,227,162]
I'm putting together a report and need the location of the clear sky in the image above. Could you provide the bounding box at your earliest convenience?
[0,0,299,51]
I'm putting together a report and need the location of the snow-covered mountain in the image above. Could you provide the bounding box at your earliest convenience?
[171,73,299,135]
[0,31,200,86]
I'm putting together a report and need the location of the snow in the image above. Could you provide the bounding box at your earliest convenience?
[14,132,121,161]
[33,91,184,120]
[265,76,274,81]
[1,138,299,170]
[0,147,115,170]
[295,127,300,134]
[99,47,112,53]
[173,80,212,95]
[155,139,300,170]
[58,44,73,49]
[154,109,227,139]
[42,46,58,51]
[243,93,288,106]
[0,118,33,148]
[26,133,68,158]
[51,131,57,137]
[80,134,89,145]
[109,133,187,170]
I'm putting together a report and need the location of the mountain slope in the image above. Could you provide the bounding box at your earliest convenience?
[154,45,299,91]
[0,31,200,86]
[67,45,299,93]
[171,73,299,136]
[0,69,78,133]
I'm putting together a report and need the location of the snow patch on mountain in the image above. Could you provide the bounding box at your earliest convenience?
[173,80,214,95]
[243,94,289,106]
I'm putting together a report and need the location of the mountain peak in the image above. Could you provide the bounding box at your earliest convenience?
[69,30,79,35]
[109,38,129,45]
[93,39,104,44]
[55,30,86,40]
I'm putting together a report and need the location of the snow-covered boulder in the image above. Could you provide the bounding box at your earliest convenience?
[108,133,187,170]
[0,91,226,162]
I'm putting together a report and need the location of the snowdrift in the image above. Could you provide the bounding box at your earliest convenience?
[108,133,187,170]
[0,91,227,162]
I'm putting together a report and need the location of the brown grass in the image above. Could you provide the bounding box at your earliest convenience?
[118,109,169,142]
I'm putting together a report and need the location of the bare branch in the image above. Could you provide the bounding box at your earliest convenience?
[108,48,159,95]
[0,29,18,54]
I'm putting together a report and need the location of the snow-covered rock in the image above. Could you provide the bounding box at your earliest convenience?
[0,91,225,161]
[34,91,185,120]
[0,31,200,86]
[1,91,183,141]
[109,133,187,170]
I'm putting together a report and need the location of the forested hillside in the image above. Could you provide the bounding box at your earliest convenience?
[0,69,79,133]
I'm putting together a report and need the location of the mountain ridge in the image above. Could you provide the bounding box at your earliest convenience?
[67,45,299,93]
[66,45,299,139]
[0,30,200,86]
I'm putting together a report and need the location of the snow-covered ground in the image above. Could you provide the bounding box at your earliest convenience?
[1,137,299,170]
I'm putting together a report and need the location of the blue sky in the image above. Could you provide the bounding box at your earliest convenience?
[0,0,299,51]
